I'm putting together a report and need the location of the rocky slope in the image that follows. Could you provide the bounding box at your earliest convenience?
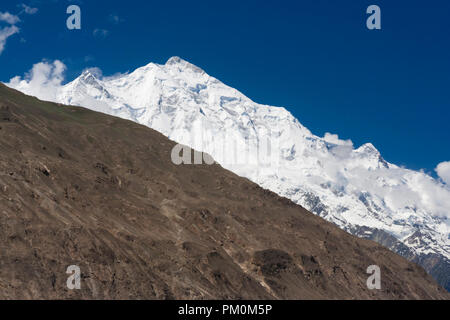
[0,83,448,299]
[8,57,448,289]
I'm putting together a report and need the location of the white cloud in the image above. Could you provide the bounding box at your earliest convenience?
[322,133,353,159]
[109,14,123,24]
[301,133,450,220]
[0,12,20,24]
[84,55,94,62]
[6,60,66,102]
[0,11,22,55]
[19,4,38,15]
[0,25,19,55]
[323,132,353,147]
[436,161,450,185]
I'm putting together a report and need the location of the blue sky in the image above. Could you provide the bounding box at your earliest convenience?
[1,0,449,175]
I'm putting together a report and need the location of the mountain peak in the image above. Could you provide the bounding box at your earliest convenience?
[356,143,380,155]
[166,56,185,65]
[354,143,390,169]
[79,69,99,83]
[165,56,205,74]
[71,69,107,94]
[81,69,93,75]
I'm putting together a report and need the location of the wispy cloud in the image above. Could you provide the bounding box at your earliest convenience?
[0,12,20,24]
[0,7,33,55]
[93,28,109,38]
[108,14,124,24]
[18,4,39,15]
[102,71,128,81]
[0,25,19,55]
[84,55,94,62]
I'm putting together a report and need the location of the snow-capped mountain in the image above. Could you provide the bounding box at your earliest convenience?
[7,56,450,289]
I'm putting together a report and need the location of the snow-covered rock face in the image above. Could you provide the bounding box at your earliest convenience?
[16,57,450,263]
